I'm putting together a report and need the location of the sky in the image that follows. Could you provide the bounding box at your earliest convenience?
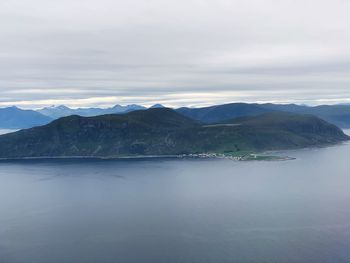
[1,0,350,109]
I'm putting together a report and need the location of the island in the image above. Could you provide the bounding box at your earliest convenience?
[0,108,348,159]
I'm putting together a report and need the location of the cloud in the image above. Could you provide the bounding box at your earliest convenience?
[0,0,350,108]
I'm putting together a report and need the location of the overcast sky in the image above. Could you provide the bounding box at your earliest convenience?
[1,0,350,108]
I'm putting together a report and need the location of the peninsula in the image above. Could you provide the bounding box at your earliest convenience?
[0,108,348,159]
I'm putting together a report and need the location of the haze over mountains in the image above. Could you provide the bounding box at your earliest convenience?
[37,104,165,119]
[1,102,350,129]
[0,106,52,129]
[0,104,165,129]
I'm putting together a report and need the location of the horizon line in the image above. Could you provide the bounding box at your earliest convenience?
[1,100,349,111]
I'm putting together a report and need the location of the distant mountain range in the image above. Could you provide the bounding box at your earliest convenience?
[0,108,347,159]
[176,103,350,128]
[0,106,52,129]
[37,104,156,119]
[1,102,350,129]
[0,104,165,129]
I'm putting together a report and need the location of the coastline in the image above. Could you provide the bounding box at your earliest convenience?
[1,136,348,162]
[0,152,295,162]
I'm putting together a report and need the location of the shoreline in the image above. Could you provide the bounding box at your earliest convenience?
[0,152,295,162]
[2,139,349,162]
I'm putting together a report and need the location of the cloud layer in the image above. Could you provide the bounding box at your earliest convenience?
[1,0,350,108]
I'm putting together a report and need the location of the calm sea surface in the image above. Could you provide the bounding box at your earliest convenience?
[1,131,350,263]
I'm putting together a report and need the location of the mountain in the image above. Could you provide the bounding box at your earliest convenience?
[176,103,350,128]
[6,102,350,130]
[0,106,52,129]
[176,103,277,123]
[38,105,76,119]
[257,104,350,128]
[302,105,350,129]
[38,104,147,119]
[0,108,347,159]
[110,104,146,113]
[150,104,165,108]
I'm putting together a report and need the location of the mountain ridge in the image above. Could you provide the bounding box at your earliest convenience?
[2,102,350,129]
[176,103,350,128]
[0,106,52,129]
[37,104,147,119]
[0,108,347,159]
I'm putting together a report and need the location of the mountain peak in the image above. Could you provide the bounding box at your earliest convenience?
[150,104,165,108]
[111,104,122,109]
[56,105,70,110]
[8,106,19,110]
[0,106,52,129]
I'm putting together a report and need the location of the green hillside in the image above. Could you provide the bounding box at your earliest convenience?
[0,108,348,159]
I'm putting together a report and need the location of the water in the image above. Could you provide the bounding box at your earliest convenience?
[0,135,350,262]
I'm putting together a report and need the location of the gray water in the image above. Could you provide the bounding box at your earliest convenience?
[1,136,350,262]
